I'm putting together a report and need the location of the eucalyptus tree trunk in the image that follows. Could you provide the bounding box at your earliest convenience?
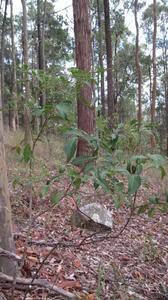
[134,0,142,130]
[10,0,19,131]
[1,0,9,127]
[73,0,94,157]
[151,0,157,150]
[166,72,168,156]
[37,0,46,127]
[104,0,114,130]
[21,0,32,146]
[114,33,119,110]
[97,0,105,117]
[0,75,16,276]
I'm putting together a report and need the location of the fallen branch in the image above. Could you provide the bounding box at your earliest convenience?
[0,248,21,262]
[0,272,77,300]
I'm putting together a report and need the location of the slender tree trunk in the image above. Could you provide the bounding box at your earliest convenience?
[0,74,16,276]
[73,0,94,157]
[97,0,105,117]
[31,34,39,133]
[21,0,32,146]
[149,64,152,109]
[104,0,114,130]
[151,0,157,150]
[10,0,19,131]
[1,0,9,127]
[134,0,142,130]
[165,72,168,156]
[114,33,118,110]
[37,0,46,127]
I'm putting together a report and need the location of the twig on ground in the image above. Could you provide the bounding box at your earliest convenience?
[0,272,77,300]
[0,248,21,262]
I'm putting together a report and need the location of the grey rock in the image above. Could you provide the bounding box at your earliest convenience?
[72,202,112,231]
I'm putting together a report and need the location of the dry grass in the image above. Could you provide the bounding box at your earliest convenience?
[4,129,65,169]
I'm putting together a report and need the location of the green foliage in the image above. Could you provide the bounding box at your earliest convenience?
[23,144,33,163]
[64,138,77,162]
[62,120,168,216]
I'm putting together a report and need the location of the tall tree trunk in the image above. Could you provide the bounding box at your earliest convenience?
[151,0,157,150]
[1,0,9,127]
[0,74,16,276]
[37,0,46,127]
[73,0,94,157]
[134,0,142,130]
[10,0,19,131]
[165,72,168,156]
[97,0,105,117]
[114,33,118,110]
[31,33,39,133]
[21,0,32,146]
[104,0,114,130]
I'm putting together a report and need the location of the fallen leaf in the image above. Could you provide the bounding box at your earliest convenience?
[133,270,144,280]
[59,280,81,289]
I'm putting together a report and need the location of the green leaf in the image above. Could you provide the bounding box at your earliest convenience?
[64,138,77,162]
[137,204,149,215]
[56,103,70,120]
[127,174,141,194]
[148,207,155,218]
[159,165,166,179]
[149,196,159,204]
[73,177,81,190]
[23,144,32,163]
[40,185,49,197]
[72,156,95,165]
[166,186,168,203]
[159,203,168,213]
[147,154,164,167]
[96,177,111,194]
[59,165,66,174]
[94,180,99,190]
[16,146,21,155]
[136,164,143,175]
[114,194,122,209]
[83,162,94,174]
[50,191,62,204]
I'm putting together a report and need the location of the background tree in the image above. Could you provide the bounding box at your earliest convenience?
[97,0,105,117]
[21,0,32,146]
[73,0,94,156]
[151,0,157,149]
[1,0,8,126]
[134,0,142,130]
[37,0,46,126]
[103,0,114,129]
[10,0,18,131]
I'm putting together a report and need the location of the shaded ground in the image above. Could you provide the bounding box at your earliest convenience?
[1,164,167,300]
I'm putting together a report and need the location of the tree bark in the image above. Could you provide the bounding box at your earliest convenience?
[151,0,157,150]
[10,0,19,131]
[21,0,32,146]
[97,0,105,117]
[1,0,9,127]
[37,0,46,127]
[104,0,114,130]
[73,0,94,157]
[166,72,168,156]
[134,0,142,130]
[0,74,16,276]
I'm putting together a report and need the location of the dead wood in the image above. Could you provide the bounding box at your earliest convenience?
[0,272,77,300]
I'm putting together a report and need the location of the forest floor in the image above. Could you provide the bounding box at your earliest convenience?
[1,133,168,300]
